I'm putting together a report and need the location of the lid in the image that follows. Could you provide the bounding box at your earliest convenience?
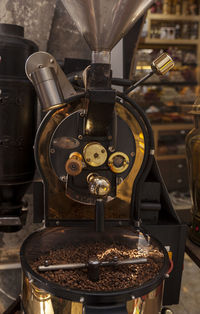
[20,226,169,304]
[0,23,24,37]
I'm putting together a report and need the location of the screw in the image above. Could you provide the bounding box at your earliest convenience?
[80,112,85,117]
[165,274,170,279]
[80,297,85,303]
[37,64,43,68]
[44,260,49,266]
[50,58,54,64]
[131,295,135,300]
[86,158,91,162]
[108,146,115,152]
[78,135,83,140]
[101,149,106,154]
[50,148,55,154]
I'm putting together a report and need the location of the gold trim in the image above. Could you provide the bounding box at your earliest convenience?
[43,102,66,112]
[108,151,129,173]
[115,103,145,203]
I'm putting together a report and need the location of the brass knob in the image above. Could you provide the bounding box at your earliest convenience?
[65,152,83,176]
[108,152,129,173]
[87,173,111,197]
[83,142,107,167]
[151,52,174,76]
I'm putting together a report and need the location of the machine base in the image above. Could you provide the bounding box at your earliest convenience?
[189,215,200,246]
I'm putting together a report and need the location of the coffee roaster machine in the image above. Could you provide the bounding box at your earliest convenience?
[2,1,188,314]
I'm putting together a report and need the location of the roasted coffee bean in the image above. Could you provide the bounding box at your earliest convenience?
[31,241,164,291]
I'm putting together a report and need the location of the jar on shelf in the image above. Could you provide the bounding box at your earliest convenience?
[175,0,181,15]
[185,100,200,245]
[163,0,172,14]
[182,0,189,15]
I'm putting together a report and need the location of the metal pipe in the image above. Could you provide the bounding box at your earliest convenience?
[38,258,148,272]
[95,199,105,232]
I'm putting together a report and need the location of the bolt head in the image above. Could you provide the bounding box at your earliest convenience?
[80,297,85,303]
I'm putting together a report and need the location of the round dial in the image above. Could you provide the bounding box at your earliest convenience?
[83,142,107,167]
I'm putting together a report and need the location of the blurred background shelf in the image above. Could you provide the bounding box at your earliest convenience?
[129,4,200,193]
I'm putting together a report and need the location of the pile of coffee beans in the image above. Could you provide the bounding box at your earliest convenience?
[32,242,164,291]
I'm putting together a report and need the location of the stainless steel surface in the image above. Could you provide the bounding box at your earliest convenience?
[61,0,154,52]
[151,52,175,76]
[31,67,64,111]
[25,51,76,109]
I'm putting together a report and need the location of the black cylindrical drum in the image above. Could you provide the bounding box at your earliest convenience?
[20,227,170,314]
[0,24,37,229]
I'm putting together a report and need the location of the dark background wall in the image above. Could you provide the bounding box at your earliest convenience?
[0,0,90,60]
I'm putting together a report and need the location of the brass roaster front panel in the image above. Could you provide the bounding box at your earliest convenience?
[37,100,145,221]
[22,273,163,314]
[22,275,83,314]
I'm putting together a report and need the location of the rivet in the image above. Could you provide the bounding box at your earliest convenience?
[80,296,85,303]
[108,146,115,152]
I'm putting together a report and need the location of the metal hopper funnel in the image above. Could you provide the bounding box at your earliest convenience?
[61,0,154,60]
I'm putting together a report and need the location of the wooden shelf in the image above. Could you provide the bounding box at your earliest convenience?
[140,81,197,86]
[148,13,200,22]
[142,38,199,45]
[156,154,186,161]
[136,10,200,192]
[152,123,193,131]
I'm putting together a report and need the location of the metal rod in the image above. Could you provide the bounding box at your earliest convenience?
[95,199,105,232]
[38,262,86,271]
[101,257,147,266]
[125,71,154,94]
[38,258,147,272]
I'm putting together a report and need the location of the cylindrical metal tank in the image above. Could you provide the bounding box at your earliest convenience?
[0,24,38,230]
